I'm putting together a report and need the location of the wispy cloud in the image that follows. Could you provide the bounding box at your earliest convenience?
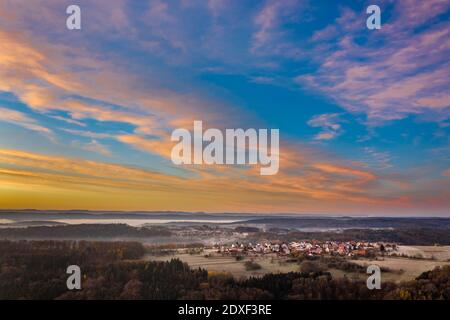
[61,128,113,140]
[0,106,52,136]
[307,113,344,140]
[362,147,393,170]
[251,0,306,58]
[0,18,230,160]
[49,115,86,127]
[79,140,112,156]
[297,0,450,124]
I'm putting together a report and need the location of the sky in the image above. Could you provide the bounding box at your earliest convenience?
[0,0,449,215]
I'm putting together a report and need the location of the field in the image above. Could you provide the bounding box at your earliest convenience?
[146,249,300,278]
[352,245,450,282]
[146,251,355,279]
[146,245,450,282]
[395,245,450,260]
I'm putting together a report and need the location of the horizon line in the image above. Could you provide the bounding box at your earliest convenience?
[1,208,449,218]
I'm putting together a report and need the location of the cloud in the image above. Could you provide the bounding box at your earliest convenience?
[0,20,231,160]
[116,134,174,159]
[79,140,112,156]
[313,132,336,140]
[60,128,112,140]
[307,113,344,140]
[207,0,227,16]
[0,106,52,136]
[312,163,376,184]
[249,76,276,84]
[297,0,450,124]
[0,147,425,213]
[49,115,86,127]
[362,147,393,170]
[251,0,306,58]
[0,148,180,186]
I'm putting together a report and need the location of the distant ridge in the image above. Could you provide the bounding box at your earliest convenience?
[1,210,450,229]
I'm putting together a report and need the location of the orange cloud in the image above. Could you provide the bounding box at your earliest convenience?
[1,148,436,213]
[0,106,51,135]
[313,163,376,182]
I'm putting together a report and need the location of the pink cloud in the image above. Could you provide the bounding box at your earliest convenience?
[307,113,344,140]
[251,0,306,58]
[296,0,450,124]
[0,106,52,136]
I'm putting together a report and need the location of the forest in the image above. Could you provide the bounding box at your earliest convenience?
[0,224,172,239]
[0,240,449,300]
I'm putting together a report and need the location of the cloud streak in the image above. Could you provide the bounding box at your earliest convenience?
[307,113,344,140]
[0,106,52,136]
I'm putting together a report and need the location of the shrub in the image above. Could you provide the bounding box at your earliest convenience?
[299,261,325,273]
[244,260,262,271]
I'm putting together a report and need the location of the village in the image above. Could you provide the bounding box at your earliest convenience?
[215,240,398,257]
